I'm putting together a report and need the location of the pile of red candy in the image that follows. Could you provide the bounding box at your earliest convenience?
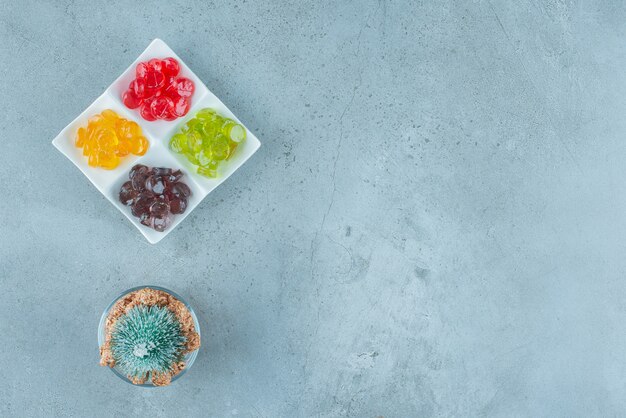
[122,57,195,122]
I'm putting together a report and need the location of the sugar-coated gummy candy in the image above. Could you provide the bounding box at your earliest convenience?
[169,108,246,178]
[169,197,187,214]
[151,167,171,176]
[131,192,154,218]
[119,181,139,206]
[75,110,148,169]
[120,164,192,232]
[151,213,172,232]
[150,200,170,217]
[169,182,191,199]
[168,169,184,183]
[122,57,194,121]
[130,164,148,177]
[145,175,166,195]
[130,164,148,183]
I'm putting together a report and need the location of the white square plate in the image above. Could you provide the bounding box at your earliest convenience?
[52,39,261,244]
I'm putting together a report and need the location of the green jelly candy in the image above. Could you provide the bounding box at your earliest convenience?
[186,131,203,153]
[215,115,226,125]
[170,108,244,172]
[226,140,238,160]
[184,151,199,165]
[201,120,218,139]
[170,133,187,153]
[201,134,213,149]
[210,134,230,161]
[197,163,218,178]
[186,118,201,132]
[197,148,213,167]
[229,124,246,143]
[196,108,216,120]
[221,120,236,137]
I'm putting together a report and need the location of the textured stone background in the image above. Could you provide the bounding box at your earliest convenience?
[1,1,625,417]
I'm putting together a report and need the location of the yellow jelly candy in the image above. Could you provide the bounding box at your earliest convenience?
[76,127,86,147]
[127,121,142,137]
[87,152,98,167]
[116,138,131,157]
[75,110,149,169]
[97,150,120,169]
[101,109,118,121]
[96,128,118,149]
[130,136,148,156]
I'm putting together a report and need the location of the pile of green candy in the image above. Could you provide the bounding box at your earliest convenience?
[169,108,246,177]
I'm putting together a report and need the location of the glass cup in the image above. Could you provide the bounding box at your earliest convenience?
[97,285,201,387]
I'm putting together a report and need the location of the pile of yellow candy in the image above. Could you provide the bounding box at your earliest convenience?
[76,109,149,169]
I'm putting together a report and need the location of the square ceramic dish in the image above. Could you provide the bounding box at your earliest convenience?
[52,39,261,244]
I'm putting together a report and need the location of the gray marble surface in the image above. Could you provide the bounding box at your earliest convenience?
[1,1,625,417]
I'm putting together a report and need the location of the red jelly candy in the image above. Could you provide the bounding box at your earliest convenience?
[147,58,163,72]
[162,58,180,77]
[174,77,194,97]
[161,97,177,120]
[172,96,191,117]
[122,90,141,109]
[164,77,179,97]
[136,62,148,78]
[140,101,157,121]
[130,78,147,98]
[163,110,177,121]
[123,57,192,121]
[150,96,174,120]
[145,70,165,90]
